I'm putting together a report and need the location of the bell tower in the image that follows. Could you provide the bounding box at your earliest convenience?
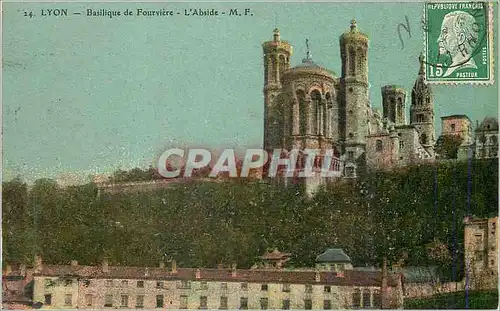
[410,54,435,157]
[339,19,369,169]
[262,29,292,151]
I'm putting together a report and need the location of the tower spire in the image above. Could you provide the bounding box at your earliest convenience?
[418,53,425,75]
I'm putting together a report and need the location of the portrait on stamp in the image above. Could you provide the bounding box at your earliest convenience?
[425,2,493,83]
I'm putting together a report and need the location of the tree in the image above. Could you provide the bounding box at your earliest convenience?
[435,134,463,159]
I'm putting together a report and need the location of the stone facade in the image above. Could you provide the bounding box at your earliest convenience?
[262,21,435,191]
[463,216,498,290]
[31,256,404,309]
[475,117,499,159]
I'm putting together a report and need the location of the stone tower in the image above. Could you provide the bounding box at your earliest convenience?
[339,19,369,166]
[262,29,292,151]
[381,85,406,125]
[410,54,435,157]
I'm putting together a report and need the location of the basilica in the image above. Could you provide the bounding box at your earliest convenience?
[262,20,436,191]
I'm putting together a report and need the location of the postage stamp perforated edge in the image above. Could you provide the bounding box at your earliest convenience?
[423,1,495,85]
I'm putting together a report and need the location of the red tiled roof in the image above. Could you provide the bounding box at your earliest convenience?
[34,265,400,287]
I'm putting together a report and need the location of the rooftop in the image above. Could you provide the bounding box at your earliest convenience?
[441,115,472,122]
[33,264,400,287]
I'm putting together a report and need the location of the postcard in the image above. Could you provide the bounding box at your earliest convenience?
[2,1,498,310]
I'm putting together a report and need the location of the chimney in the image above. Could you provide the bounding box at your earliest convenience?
[34,255,43,273]
[102,257,109,273]
[315,270,321,282]
[196,268,201,279]
[20,264,26,276]
[171,260,177,274]
[71,260,78,267]
[5,265,12,275]
[231,263,237,277]
[217,263,224,270]
[159,262,165,269]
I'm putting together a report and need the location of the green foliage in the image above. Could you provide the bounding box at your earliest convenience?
[404,290,499,309]
[2,159,498,279]
[435,134,464,159]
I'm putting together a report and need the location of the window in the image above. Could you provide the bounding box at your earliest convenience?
[348,151,354,160]
[219,296,228,310]
[156,295,164,308]
[282,299,290,310]
[241,283,248,291]
[65,294,72,306]
[304,299,312,310]
[105,294,113,307]
[421,133,428,145]
[362,290,370,308]
[376,140,383,152]
[64,279,73,286]
[373,289,382,308]
[136,295,144,308]
[261,284,268,291]
[282,284,290,292]
[399,140,404,149]
[121,280,128,287]
[260,297,269,310]
[200,296,208,309]
[324,285,331,293]
[451,123,456,131]
[44,279,54,288]
[324,300,332,310]
[137,280,144,288]
[44,294,52,306]
[105,279,113,287]
[85,294,92,307]
[352,289,361,308]
[179,295,188,309]
[179,280,191,289]
[200,281,208,290]
[156,281,164,289]
[305,284,312,293]
[491,259,495,266]
[121,295,129,308]
[240,297,248,310]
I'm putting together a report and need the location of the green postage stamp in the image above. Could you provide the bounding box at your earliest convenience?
[424,1,494,84]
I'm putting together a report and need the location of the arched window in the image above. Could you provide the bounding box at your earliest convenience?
[421,133,428,145]
[264,54,269,84]
[297,90,307,135]
[376,140,383,152]
[278,55,287,81]
[271,54,278,83]
[348,47,356,76]
[352,288,361,308]
[490,135,497,144]
[357,47,364,76]
[325,93,332,136]
[311,90,322,135]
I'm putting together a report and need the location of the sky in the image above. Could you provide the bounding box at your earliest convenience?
[3,2,498,185]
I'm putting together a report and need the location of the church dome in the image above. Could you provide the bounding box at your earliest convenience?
[340,19,368,45]
[282,44,336,81]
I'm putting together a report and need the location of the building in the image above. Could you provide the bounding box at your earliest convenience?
[2,264,34,309]
[315,248,354,271]
[261,21,435,193]
[463,216,498,290]
[31,252,404,310]
[474,117,499,159]
[439,115,474,160]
